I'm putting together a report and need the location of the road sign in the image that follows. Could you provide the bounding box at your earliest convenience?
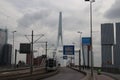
[82,37,91,45]
[63,45,74,55]
[19,43,31,53]
[63,56,68,59]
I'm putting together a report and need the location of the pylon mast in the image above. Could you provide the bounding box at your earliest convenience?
[55,12,63,51]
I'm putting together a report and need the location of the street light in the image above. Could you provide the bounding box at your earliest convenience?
[77,31,82,71]
[12,30,17,66]
[85,0,95,77]
[72,42,76,65]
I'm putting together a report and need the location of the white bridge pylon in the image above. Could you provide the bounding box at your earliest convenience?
[54,12,63,58]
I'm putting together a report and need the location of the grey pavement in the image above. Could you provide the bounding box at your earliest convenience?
[102,72,120,80]
[94,74,114,80]
[71,67,118,80]
[42,67,85,80]
[81,69,114,80]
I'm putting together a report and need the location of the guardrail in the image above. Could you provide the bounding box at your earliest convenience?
[0,67,45,80]
[69,67,91,80]
[0,67,59,80]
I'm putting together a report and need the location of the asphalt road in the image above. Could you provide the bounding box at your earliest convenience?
[42,67,85,80]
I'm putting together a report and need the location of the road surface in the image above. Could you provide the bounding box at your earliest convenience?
[42,67,85,80]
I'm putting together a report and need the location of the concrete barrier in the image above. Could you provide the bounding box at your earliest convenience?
[20,69,59,80]
[69,67,91,80]
[81,72,91,80]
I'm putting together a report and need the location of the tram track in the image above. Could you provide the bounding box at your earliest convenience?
[0,67,59,80]
[0,67,46,80]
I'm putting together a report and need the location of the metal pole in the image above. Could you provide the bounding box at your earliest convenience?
[38,48,39,66]
[87,46,90,68]
[13,32,14,65]
[45,42,47,59]
[12,31,16,66]
[79,50,81,70]
[80,32,82,70]
[90,1,93,77]
[30,30,33,74]
[77,31,82,71]
[72,42,75,66]
[15,49,17,69]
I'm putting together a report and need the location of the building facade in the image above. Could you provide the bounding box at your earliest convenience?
[114,23,120,67]
[116,23,120,45]
[101,23,114,45]
[0,29,8,65]
[101,23,120,73]
[101,23,114,67]
[2,44,12,65]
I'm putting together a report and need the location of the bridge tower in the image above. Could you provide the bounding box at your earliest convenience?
[56,12,63,50]
[53,12,63,58]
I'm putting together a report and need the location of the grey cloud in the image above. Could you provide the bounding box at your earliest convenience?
[104,0,120,19]
[18,10,50,28]
[6,0,53,12]
[6,0,39,9]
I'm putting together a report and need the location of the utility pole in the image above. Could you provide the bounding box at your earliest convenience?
[12,31,16,66]
[24,31,44,74]
[85,0,95,77]
[77,31,82,71]
[45,41,48,60]
[90,0,94,77]
[30,30,33,74]
[15,49,17,69]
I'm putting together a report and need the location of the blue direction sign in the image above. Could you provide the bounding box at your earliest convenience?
[63,45,74,55]
[82,37,91,45]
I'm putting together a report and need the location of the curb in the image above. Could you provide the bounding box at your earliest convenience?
[102,72,118,80]
[69,67,90,80]
[69,67,86,75]
[20,69,60,80]
[39,69,59,79]
[0,69,59,80]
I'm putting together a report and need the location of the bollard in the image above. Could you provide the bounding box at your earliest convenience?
[97,68,101,75]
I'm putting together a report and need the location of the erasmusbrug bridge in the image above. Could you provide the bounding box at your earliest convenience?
[53,12,63,59]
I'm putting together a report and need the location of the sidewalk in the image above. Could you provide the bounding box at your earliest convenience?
[84,70,114,80]
[70,67,116,80]
[94,73,114,80]
[102,72,120,80]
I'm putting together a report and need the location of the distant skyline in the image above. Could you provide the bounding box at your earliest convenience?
[0,0,120,67]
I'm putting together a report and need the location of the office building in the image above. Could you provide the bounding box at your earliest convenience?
[101,23,114,45]
[2,44,12,65]
[0,29,8,65]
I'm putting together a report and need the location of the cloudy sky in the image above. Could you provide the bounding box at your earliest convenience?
[0,0,120,66]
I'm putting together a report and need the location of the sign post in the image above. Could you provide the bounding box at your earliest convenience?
[63,45,74,55]
[63,45,74,66]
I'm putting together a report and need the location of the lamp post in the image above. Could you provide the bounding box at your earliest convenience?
[72,42,76,65]
[77,31,82,71]
[45,41,48,60]
[85,0,95,77]
[12,30,17,66]
[37,48,40,66]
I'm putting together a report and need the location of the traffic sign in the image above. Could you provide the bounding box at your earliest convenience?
[63,45,74,55]
[63,56,68,59]
[82,37,91,45]
[19,43,31,54]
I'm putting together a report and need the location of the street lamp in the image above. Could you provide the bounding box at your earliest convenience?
[77,31,82,71]
[85,0,95,77]
[72,42,76,65]
[12,30,17,66]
